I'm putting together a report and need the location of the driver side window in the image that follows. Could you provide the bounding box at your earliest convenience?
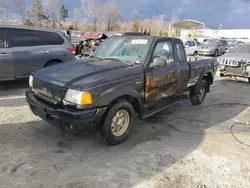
[152,41,173,64]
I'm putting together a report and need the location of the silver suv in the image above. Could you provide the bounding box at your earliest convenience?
[0,25,75,81]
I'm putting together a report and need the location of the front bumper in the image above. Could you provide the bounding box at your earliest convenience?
[219,64,250,78]
[25,90,107,132]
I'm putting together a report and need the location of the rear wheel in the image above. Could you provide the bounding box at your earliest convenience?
[190,79,208,105]
[193,51,198,57]
[100,100,135,145]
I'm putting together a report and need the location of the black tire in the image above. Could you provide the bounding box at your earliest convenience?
[100,99,135,145]
[193,51,198,57]
[248,78,250,83]
[189,79,208,105]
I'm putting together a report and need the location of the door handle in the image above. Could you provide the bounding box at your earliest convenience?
[41,50,49,53]
[0,53,11,57]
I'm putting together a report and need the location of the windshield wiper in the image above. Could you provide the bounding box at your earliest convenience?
[103,57,132,66]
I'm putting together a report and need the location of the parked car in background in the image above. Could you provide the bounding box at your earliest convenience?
[184,39,199,56]
[198,39,228,56]
[226,39,242,52]
[104,31,147,37]
[26,35,218,145]
[0,25,75,81]
[218,43,250,81]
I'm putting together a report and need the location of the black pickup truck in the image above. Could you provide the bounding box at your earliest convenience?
[26,35,218,145]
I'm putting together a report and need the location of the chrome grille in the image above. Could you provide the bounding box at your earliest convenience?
[220,59,240,67]
[33,78,66,104]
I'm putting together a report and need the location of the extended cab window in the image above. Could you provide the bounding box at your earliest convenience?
[175,41,186,62]
[0,29,5,48]
[152,41,173,64]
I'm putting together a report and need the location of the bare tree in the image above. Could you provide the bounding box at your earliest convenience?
[42,0,61,28]
[0,0,8,22]
[168,15,179,37]
[73,8,80,30]
[153,14,166,34]
[105,2,122,31]
[80,0,92,24]
[80,0,104,31]
[31,0,45,26]
[91,0,103,31]
[14,0,27,23]
[130,8,140,32]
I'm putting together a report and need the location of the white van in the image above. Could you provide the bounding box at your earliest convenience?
[184,39,199,56]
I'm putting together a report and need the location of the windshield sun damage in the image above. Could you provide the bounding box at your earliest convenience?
[92,37,149,64]
[229,45,250,53]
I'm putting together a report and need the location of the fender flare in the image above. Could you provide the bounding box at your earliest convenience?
[98,85,143,109]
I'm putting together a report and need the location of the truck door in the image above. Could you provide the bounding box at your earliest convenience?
[145,38,180,108]
[0,28,14,80]
[173,38,190,92]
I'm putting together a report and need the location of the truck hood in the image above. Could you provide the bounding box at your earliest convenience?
[33,59,129,87]
[220,53,250,61]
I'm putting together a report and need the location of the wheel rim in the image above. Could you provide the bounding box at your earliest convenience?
[198,83,206,99]
[111,109,130,137]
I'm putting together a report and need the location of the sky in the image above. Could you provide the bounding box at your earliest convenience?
[4,0,250,29]
[61,0,250,29]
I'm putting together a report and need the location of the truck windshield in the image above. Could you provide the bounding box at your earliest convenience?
[92,37,149,64]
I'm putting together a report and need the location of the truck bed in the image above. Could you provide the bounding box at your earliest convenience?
[187,58,218,87]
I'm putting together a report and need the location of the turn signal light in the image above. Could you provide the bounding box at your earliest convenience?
[81,92,93,105]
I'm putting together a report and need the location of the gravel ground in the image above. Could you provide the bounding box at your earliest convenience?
[0,74,250,188]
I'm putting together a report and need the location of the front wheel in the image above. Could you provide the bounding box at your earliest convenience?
[189,79,208,105]
[100,100,135,145]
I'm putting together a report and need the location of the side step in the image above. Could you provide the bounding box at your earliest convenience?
[140,93,189,119]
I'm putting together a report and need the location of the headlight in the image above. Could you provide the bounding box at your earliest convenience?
[29,75,33,88]
[64,89,93,105]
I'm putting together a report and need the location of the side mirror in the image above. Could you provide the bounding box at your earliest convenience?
[185,44,189,48]
[150,57,166,68]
